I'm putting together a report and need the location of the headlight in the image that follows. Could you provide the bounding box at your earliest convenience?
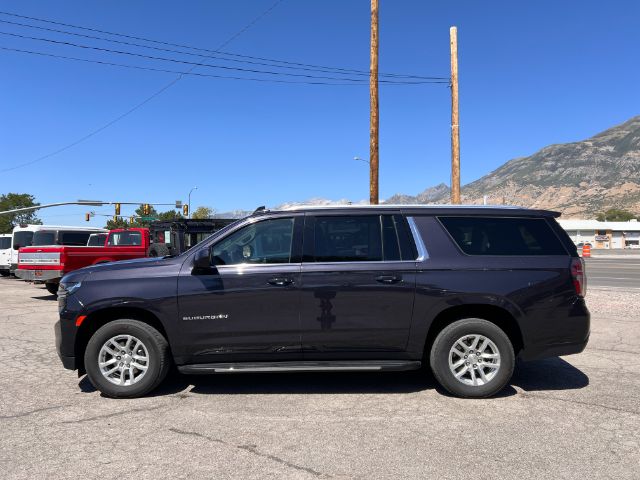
[61,281,82,295]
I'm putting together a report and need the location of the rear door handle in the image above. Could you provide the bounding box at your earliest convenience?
[376,275,402,284]
[268,277,294,287]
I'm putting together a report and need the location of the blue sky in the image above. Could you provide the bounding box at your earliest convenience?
[1,0,639,226]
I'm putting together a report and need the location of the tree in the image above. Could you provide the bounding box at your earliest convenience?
[0,193,42,233]
[104,205,183,229]
[105,217,130,230]
[192,206,214,219]
[596,209,637,222]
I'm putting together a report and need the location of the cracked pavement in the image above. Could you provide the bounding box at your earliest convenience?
[0,277,639,479]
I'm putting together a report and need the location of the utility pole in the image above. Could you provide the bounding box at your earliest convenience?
[450,26,461,204]
[369,0,379,205]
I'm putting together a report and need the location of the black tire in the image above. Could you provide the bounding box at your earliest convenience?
[429,318,515,398]
[84,319,171,398]
[147,243,171,257]
[45,282,59,295]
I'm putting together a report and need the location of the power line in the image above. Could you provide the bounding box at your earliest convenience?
[0,45,447,85]
[0,18,445,80]
[0,9,448,80]
[1,0,287,173]
[0,30,439,84]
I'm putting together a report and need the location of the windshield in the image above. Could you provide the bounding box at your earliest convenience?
[14,231,34,250]
[0,237,11,249]
[32,231,56,246]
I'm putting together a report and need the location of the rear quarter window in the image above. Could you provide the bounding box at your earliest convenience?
[438,216,567,256]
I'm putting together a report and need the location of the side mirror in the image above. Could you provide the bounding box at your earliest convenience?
[192,247,214,274]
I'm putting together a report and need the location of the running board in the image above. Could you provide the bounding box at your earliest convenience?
[177,360,422,374]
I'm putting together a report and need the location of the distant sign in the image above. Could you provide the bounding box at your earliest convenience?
[595,235,609,241]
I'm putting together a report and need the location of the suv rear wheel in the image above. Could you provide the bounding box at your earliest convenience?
[84,319,171,398]
[430,318,514,398]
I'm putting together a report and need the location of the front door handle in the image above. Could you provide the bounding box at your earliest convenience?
[268,277,294,287]
[376,275,402,284]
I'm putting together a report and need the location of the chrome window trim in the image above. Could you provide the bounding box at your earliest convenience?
[407,216,428,261]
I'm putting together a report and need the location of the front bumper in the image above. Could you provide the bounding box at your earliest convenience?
[15,268,62,282]
[54,319,77,370]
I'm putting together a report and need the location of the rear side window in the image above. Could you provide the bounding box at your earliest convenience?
[32,231,56,246]
[310,215,415,262]
[58,231,92,246]
[438,216,567,256]
[0,237,10,249]
[108,231,142,246]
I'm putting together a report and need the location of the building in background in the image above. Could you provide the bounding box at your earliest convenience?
[558,219,640,249]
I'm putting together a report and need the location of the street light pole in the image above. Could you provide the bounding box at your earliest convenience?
[188,186,198,219]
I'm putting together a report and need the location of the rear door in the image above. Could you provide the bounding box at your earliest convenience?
[299,213,417,357]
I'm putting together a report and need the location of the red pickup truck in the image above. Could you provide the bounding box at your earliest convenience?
[16,228,150,295]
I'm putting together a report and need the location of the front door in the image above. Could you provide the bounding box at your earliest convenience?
[299,214,417,357]
[177,215,304,363]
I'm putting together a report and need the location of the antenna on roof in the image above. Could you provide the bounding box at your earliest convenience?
[253,205,266,214]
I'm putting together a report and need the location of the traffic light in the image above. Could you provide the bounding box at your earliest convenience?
[115,203,121,215]
[113,215,118,222]
[85,213,90,222]
[130,216,135,224]
[182,204,189,217]
[143,204,150,215]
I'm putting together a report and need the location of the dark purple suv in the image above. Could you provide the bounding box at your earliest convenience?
[55,206,589,398]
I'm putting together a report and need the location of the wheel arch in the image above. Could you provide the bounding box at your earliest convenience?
[423,304,524,360]
[75,306,169,374]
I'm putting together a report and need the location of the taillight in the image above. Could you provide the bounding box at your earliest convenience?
[571,257,586,297]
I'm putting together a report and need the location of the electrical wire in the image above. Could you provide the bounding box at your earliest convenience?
[0,45,448,85]
[0,18,445,80]
[0,10,447,80]
[0,0,287,173]
[0,30,440,84]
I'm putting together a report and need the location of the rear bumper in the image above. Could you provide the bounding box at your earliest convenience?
[15,268,62,282]
[519,335,589,361]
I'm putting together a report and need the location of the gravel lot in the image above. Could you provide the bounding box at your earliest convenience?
[0,276,638,479]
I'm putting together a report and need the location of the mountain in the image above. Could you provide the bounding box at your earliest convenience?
[386,115,640,217]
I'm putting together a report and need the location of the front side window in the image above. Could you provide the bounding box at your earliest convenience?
[439,216,567,256]
[108,231,142,246]
[212,218,294,266]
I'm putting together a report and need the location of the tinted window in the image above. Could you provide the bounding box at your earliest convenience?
[0,237,10,249]
[313,216,382,262]
[108,231,142,246]
[212,218,294,265]
[59,231,92,246]
[13,231,33,250]
[32,231,56,246]
[439,216,567,256]
[87,234,107,246]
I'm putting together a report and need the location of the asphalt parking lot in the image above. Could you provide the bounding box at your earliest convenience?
[1,267,639,479]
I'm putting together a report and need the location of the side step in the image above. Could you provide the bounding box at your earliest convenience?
[177,360,422,374]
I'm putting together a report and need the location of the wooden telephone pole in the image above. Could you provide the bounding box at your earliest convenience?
[450,26,461,204]
[369,0,379,205]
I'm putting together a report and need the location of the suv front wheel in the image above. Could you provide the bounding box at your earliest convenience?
[84,319,171,398]
[430,318,515,398]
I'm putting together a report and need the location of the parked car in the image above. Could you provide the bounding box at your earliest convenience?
[16,228,149,294]
[55,206,589,399]
[576,242,592,248]
[6,224,108,275]
[0,234,11,276]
